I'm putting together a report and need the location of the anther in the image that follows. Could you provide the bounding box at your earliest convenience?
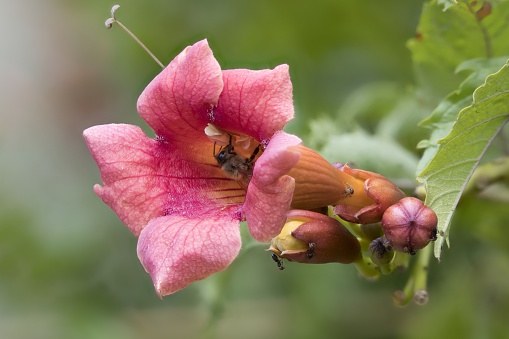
[105,5,120,28]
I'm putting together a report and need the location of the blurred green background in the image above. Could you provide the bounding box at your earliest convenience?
[1,0,509,338]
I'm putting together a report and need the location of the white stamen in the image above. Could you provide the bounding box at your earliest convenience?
[105,18,115,28]
[205,124,230,146]
[111,4,120,18]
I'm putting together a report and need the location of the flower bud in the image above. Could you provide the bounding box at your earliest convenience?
[333,164,406,224]
[413,289,429,305]
[392,290,408,307]
[368,236,394,266]
[381,197,438,255]
[268,210,361,264]
[288,146,360,210]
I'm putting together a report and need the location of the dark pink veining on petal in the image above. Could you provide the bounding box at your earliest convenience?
[213,66,294,143]
[84,39,296,296]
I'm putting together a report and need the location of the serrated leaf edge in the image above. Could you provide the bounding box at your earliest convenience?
[417,62,509,260]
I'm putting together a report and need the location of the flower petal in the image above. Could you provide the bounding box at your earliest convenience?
[84,124,244,236]
[213,65,294,143]
[243,132,302,242]
[137,39,223,141]
[84,124,167,235]
[137,212,241,297]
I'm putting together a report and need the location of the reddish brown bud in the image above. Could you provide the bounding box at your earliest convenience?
[333,164,406,224]
[287,146,361,210]
[381,197,438,255]
[268,210,361,264]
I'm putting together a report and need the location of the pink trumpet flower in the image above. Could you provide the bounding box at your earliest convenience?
[83,40,294,296]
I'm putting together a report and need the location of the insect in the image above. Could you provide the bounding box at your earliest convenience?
[341,184,354,197]
[271,253,285,270]
[214,135,261,190]
[307,242,316,260]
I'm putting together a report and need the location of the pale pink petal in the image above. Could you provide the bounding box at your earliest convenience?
[213,65,294,143]
[137,39,223,141]
[84,124,244,236]
[84,124,166,235]
[137,212,241,297]
[243,132,302,242]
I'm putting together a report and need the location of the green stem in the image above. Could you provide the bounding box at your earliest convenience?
[412,244,432,305]
[333,216,365,239]
[390,251,410,272]
[106,6,165,69]
[113,20,166,69]
[347,222,365,239]
[378,261,393,275]
[393,245,432,306]
[393,271,414,306]
[353,256,380,280]
[413,244,431,291]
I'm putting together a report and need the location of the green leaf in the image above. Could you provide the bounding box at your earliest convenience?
[333,82,404,133]
[376,94,431,152]
[320,131,419,181]
[417,60,509,260]
[307,115,342,150]
[436,0,459,11]
[408,0,509,102]
[416,57,509,174]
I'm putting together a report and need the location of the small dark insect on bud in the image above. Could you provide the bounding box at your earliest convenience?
[382,197,438,255]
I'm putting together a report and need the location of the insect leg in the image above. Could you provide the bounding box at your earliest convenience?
[271,253,285,270]
[246,144,261,164]
[226,134,235,154]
